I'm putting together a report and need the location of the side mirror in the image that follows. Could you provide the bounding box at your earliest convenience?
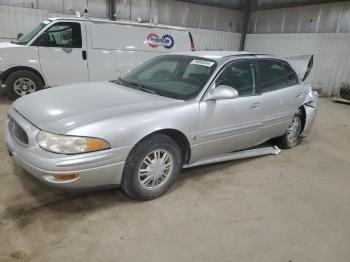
[16,32,23,40]
[206,85,239,101]
[33,32,50,47]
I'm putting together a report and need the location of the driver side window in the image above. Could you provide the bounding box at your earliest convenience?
[215,61,256,96]
[33,22,82,48]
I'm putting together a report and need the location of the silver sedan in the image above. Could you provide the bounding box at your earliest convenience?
[5,51,318,200]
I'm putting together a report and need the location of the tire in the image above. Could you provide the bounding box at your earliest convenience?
[5,70,43,100]
[276,110,303,149]
[339,82,350,100]
[121,134,182,200]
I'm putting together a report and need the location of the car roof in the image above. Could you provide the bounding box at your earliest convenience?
[48,17,188,31]
[170,51,277,62]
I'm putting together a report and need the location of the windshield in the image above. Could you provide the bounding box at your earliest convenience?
[14,20,51,45]
[119,55,217,100]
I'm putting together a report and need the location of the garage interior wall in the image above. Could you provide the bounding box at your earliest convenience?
[0,0,242,51]
[245,1,350,96]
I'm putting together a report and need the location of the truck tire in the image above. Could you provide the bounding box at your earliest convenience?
[121,134,182,200]
[5,70,43,100]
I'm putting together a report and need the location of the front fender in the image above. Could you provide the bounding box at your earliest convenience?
[0,45,45,84]
[67,101,199,151]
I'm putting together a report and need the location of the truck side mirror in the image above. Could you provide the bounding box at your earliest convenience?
[17,32,23,40]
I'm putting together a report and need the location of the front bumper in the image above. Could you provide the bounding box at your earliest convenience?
[5,107,132,189]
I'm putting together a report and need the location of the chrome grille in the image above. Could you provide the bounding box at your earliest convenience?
[8,117,29,145]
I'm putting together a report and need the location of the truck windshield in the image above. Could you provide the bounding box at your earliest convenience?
[14,20,51,45]
[119,55,217,100]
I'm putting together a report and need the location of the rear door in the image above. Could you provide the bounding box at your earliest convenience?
[257,59,305,143]
[193,59,262,162]
[33,21,88,86]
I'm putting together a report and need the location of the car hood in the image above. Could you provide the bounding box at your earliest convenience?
[0,42,20,49]
[13,81,180,133]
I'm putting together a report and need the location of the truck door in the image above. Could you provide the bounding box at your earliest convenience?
[33,21,88,86]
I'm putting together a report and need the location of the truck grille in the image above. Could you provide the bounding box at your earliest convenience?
[8,117,29,145]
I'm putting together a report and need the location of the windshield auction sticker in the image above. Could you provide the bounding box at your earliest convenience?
[190,60,215,67]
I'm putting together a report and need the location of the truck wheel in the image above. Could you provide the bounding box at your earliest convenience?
[5,70,43,100]
[121,134,182,201]
[276,110,302,149]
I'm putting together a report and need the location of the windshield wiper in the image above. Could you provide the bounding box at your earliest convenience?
[136,84,159,95]
[115,77,160,95]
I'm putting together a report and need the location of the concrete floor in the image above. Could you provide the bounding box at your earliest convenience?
[0,93,349,262]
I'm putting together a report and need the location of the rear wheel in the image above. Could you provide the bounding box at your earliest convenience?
[5,70,43,100]
[121,134,182,200]
[276,111,302,149]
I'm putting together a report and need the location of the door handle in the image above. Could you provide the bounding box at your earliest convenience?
[250,103,260,109]
[82,50,87,60]
[295,92,303,98]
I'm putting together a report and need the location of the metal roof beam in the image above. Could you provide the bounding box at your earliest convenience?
[175,0,245,11]
[239,0,250,50]
[251,0,348,11]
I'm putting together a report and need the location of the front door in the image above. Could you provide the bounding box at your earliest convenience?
[192,60,262,162]
[34,21,88,86]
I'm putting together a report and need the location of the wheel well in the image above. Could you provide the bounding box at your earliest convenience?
[139,129,191,165]
[2,66,45,86]
[299,106,306,133]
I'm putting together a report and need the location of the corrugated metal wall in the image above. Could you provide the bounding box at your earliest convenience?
[113,0,242,50]
[0,4,47,42]
[0,0,242,50]
[190,28,241,50]
[245,2,350,96]
[0,0,108,18]
[248,1,350,34]
[114,0,242,32]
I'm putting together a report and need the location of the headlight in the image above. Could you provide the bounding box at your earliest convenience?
[37,131,110,154]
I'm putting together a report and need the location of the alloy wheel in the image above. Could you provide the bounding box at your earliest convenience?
[287,115,302,143]
[138,149,174,190]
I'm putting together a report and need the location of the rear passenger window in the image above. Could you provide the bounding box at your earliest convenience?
[283,62,299,86]
[215,61,256,96]
[258,60,288,92]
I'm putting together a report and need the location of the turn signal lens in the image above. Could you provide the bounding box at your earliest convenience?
[52,174,79,181]
[86,138,110,151]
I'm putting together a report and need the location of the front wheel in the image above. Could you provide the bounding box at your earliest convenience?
[276,111,303,149]
[5,70,43,100]
[121,134,182,200]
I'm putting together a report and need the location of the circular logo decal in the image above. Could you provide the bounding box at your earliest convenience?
[146,33,175,49]
[161,34,174,49]
[147,33,160,49]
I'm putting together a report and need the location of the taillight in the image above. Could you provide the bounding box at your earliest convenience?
[191,41,196,51]
[188,32,196,51]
